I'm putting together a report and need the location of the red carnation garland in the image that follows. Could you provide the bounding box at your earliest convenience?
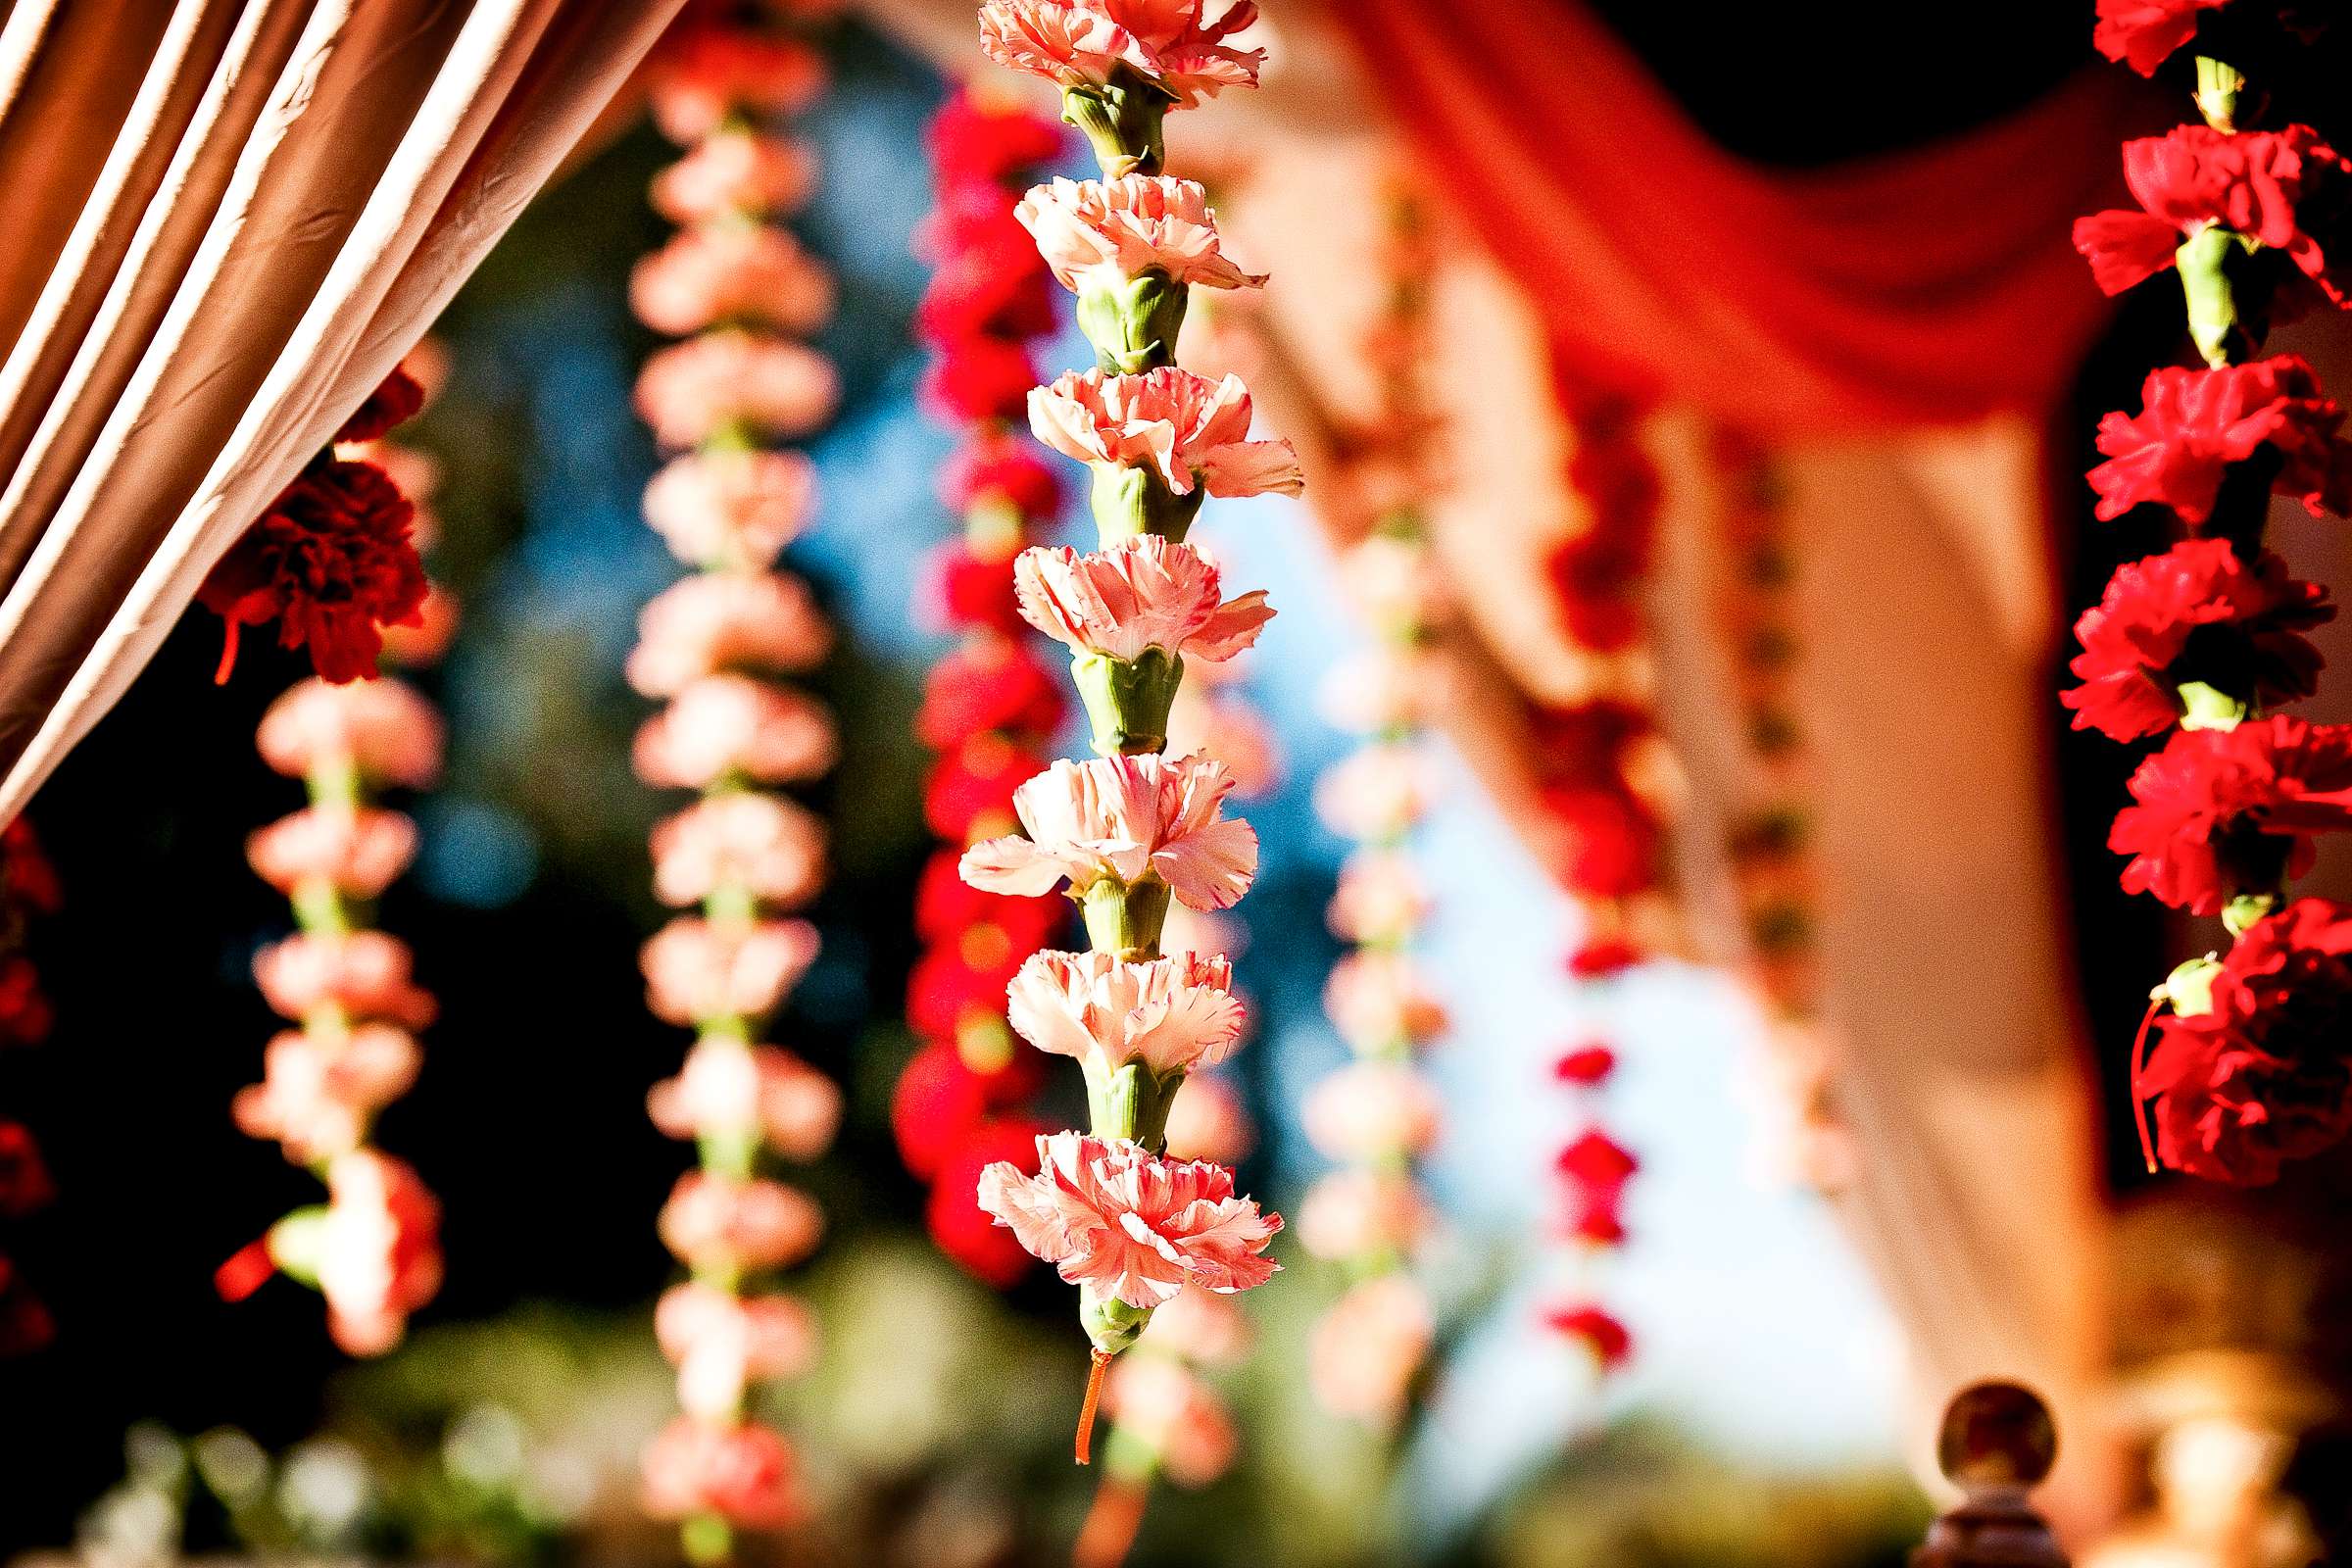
[215,362,447,1357]
[2072,1,2352,1184]
[629,8,845,1555]
[895,86,1072,1286]
[0,817,60,1354]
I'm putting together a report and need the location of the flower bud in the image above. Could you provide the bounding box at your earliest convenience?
[2176,224,2252,370]
[2158,955,2223,1017]
[1082,1285,1154,1354]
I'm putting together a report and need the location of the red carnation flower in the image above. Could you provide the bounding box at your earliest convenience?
[0,1256,52,1356]
[2088,355,2352,526]
[2140,897,2352,1184]
[2092,0,2230,74]
[1557,1126,1638,1192]
[1554,1043,1618,1087]
[1546,1302,1634,1371]
[2075,123,2352,303]
[0,956,48,1051]
[915,636,1065,750]
[913,848,1063,955]
[925,90,1063,191]
[2111,715,2352,914]
[1567,935,1644,980]
[915,196,1059,345]
[1546,531,1645,655]
[0,1122,52,1219]
[906,936,1031,1048]
[920,335,1041,425]
[940,430,1062,521]
[334,367,426,445]
[891,1041,992,1179]
[1529,700,1651,788]
[920,542,1023,635]
[924,735,1048,843]
[925,1116,1047,1287]
[1,820,61,917]
[1543,783,1660,900]
[2063,539,2332,742]
[198,459,426,684]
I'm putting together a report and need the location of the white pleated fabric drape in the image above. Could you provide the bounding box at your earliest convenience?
[0,0,685,819]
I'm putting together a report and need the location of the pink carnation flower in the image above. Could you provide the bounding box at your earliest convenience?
[1296,1168,1431,1262]
[309,1150,442,1356]
[978,0,1265,108]
[656,1283,817,1419]
[1161,1070,1253,1165]
[1029,368,1302,500]
[1324,949,1449,1053]
[1016,174,1264,295]
[960,751,1258,910]
[640,916,819,1027]
[1102,1354,1237,1488]
[648,1040,842,1162]
[233,1024,421,1165]
[642,449,818,572]
[635,331,838,452]
[254,931,437,1030]
[257,677,443,787]
[976,1132,1279,1308]
[1309,1275,1433,1425]
[1328,850,1431,945]
[641,1415,801,1529]
[1014,535,1272,664]
[1006,949,1246,1075]
[651,131,816,225]
[633,673,838,791]
[646,27,826,144]
[627,572,831,697]
[1303,1061,1442,1161]
[1315,742,1437,841]
[650,793,827,911]
[246,806,417,899]
[630,223,835,338]
[658,1172,823,1276]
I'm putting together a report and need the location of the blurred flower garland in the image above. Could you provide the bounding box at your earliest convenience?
[1533,374,1670,1375]
[214,367,446,1358]
[893,86,1073,1288]
[2071,0,2352,1186]
[0,815,61,1354]
[1301,184,1451,1430]
[626,6,846,1552]
[962,0,1298,1466]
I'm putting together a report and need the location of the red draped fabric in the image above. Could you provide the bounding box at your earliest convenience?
[1325,0,2155,433]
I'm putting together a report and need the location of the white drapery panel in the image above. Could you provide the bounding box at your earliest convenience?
[0,0,686,820]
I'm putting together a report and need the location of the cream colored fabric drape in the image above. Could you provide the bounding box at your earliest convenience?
[0,0,686,820]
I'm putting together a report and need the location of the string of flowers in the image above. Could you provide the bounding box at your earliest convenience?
[211,368,446,1359]
[627,8,845,1552]
[1068,709,1271,1566]
[960,0,1297,1467]
[892,86,1074,1288]
[1297,184,1455,1421]
[1530,373,1674,1378]
[1707,429,1852,1193]
[2071,0,2352,1186]
[0,816,61,1355]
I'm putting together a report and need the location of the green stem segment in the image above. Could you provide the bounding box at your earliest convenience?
[1062,70,1170,179]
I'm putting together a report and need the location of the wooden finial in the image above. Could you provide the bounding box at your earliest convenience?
[1913,1381,2068,1567]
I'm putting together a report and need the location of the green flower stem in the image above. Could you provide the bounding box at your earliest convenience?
[2176,224,2252,369]
[1076,271,1187,375]
[1091,463,1203,545]
[1074,647,1184,757]
[1061,69,1169,179]
[1082,877,1171,958]
[2195,55,2247,133]
[1083,1056,1185,1153]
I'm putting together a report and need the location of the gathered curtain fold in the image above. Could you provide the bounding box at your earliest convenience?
[0,0,686,822]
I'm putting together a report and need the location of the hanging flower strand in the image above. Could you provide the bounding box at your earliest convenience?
[2070,2,2352,1184]
[629,9,844,1556]
[0,817,62,1356]
[213,368,447,1358]
[893,87,1073,1289]
[965,0,1295,1466]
